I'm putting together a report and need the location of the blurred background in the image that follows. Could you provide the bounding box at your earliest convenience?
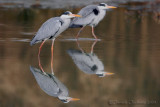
[0,0,160,107]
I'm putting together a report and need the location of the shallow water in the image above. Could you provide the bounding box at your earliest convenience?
[0,1,160,107]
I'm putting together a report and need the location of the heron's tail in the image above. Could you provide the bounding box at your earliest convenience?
[30,66,45,74]
[30,66,40,74]
[30,36,39,46]
[30,40,35,46]
[67,49,82,56]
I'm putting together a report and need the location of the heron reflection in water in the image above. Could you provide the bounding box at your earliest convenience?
[30,66,80,103]
[67,40,114,77]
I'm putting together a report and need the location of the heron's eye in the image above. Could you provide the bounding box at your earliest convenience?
[99,3,105,7]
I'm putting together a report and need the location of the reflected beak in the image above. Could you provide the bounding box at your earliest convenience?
[69,98,80,101]
[107,6,117,9]
[105,72,114,75]
[70,14,82,17]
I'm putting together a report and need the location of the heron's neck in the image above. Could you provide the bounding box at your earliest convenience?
[60,15,71,19]
[99,9,106,13]
[97,9,106,21]
[96,70,102,74]
[61,18,71,24]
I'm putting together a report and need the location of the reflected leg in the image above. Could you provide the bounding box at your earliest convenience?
[38,40,46,74]
[51,38,55,75]
[76,39,84,53]
[92,26,98,39]
[76,26,85,39]
[91,40,98,54]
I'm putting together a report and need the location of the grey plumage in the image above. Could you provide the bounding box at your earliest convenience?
[69,3,116,40]
[69,2,116,28]
[30,17,64,45]
[70,5,101,28]
[30,11,81,46]
[67,49,114,77]
[30,66,68,97]
[69,3,117,39]
[29,12,82,76]
[67,49,104,74]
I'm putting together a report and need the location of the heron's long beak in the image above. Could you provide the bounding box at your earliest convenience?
[70,14,82,17]
[105,72,115,75]
[69,98,80,101]
[107,6,117,9]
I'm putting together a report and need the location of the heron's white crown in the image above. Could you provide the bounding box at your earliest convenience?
[96,71,106,77]
[58,96,80,103]
[98,3,108,10]
[58,96,71,103]
[60,11,75,19]
[98,3,117,10]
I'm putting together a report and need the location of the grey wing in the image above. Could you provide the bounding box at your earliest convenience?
[67,49,97,74]
[91,53,104,71]
[30,66,60,97]
[52,76,69,97]
[70,5,99,26]
[30,17,63,45]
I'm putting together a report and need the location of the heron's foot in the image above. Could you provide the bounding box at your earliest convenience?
[51,72,54,75]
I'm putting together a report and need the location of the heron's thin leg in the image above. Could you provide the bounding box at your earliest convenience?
[76,26,85,39]
[38,40,46,74]
[76,40,84,53]
[51,38,55,75]
[91,40,98,54]
[92,26,98,39]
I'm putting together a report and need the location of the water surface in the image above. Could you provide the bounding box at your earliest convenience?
[0,1,160,107]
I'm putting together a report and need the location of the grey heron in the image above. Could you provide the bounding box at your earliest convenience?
[67,41,114,77]
[30,11,81,74]
[30,66,80,103]
[70,3,116,39]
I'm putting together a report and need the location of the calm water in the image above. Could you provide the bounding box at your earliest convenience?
[0,1,160,107]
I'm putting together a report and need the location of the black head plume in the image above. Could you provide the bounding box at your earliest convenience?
[62,11,71,15]
[99,3,106,7]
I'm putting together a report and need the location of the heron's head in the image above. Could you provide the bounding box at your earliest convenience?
[58,96,80,103]
[61,11,81,19]
[96,71,114,77]
[98,3,117,10]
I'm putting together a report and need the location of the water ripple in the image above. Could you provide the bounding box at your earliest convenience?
[20,32,35,36]
[59,38,101,41]
[9,38,30,42]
